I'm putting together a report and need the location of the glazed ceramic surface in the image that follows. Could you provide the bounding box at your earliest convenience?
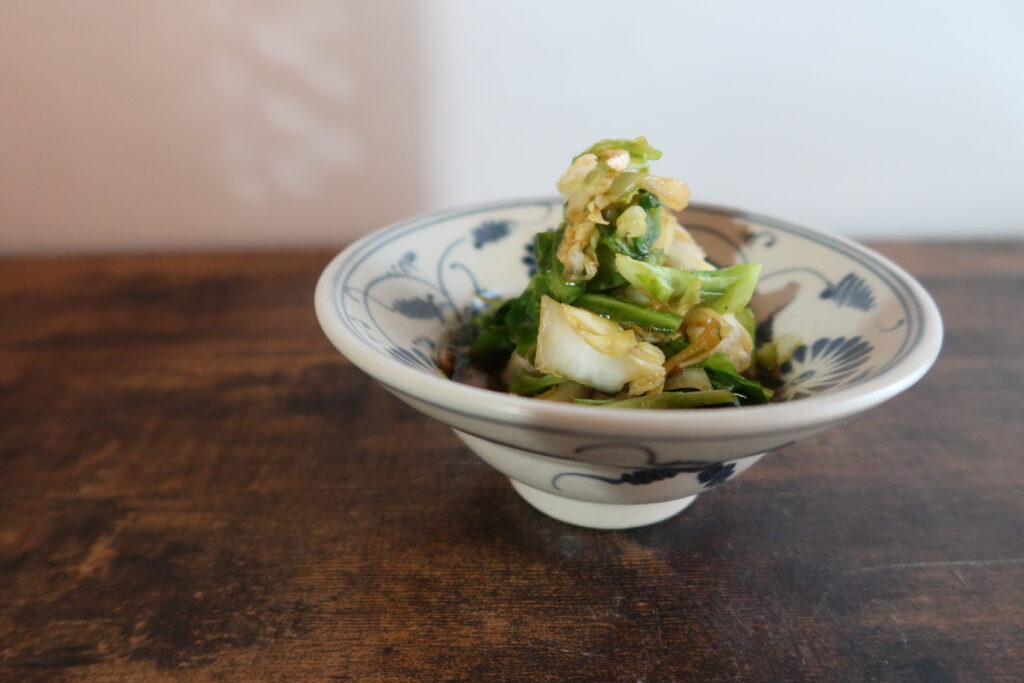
[315,199,943,528]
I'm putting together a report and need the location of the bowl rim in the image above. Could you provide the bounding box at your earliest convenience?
[315,197,943,440]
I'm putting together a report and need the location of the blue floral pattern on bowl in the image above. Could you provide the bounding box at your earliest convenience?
[780,335,875,399]
[551,460,737,491]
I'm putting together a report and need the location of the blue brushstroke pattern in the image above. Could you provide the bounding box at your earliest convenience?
[820,272,876,311]
[472,220,511,249]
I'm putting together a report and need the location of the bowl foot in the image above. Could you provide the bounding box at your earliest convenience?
[509,479,696,529]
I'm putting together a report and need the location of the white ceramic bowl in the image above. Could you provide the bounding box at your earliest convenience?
[315,199,942,529]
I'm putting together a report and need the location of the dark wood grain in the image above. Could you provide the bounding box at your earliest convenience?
[1,242,1021,682]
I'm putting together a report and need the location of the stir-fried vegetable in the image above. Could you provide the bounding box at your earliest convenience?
[455,137,795,409]
[573,293,683,333]
[701,353,773,405]
[534,296,666,396]
[574,389,737,409]
[616,255,762,315]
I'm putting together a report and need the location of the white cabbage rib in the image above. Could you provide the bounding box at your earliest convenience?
[638,175,691,211]
[534,296,665,396]
[714,311,754,372]
[662,222,714,271]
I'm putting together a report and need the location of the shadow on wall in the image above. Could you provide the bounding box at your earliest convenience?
[0,0,428,253]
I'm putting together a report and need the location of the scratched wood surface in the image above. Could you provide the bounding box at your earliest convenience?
[0,242,1021,682]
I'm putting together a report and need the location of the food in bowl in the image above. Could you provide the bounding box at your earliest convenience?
[441,137,800,409]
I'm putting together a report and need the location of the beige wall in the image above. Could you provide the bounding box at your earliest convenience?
[1,1,428,253]
[2,1,1022,254]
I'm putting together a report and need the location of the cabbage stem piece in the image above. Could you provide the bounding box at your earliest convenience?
[662,223,714,271]
[664,367,712,392]
[638,175,691,211]
[615,254,762,315]
[534,296,665,395]
[508,369,568,396]
[537,381,591,402]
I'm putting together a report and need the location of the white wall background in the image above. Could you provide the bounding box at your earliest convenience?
[1,0,1022,254]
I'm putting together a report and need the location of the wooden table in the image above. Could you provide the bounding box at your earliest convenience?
[1,242,1021,682]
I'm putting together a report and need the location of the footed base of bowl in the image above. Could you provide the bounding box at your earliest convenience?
[510,480,697,529]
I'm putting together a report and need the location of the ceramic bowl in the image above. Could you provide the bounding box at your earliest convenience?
[315,199,942,529]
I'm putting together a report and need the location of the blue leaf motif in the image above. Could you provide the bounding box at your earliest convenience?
[391,295,441,320]
[412,335,436,351]
[472,220,511,249]
[550,458,740,492]
[386,346,437,372]
[748,230,778,248]
[551,468,684,490]
[820,273,876,311]
[387,251,417,276]
[781,335,875,396]
[698,462,735,488]
[619,468,684,485]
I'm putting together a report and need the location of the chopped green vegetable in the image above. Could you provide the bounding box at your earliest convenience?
[755,334,803,370]
[755,342,778,370]
[532,228,585,304]
[470,226,589,363]
[701,353,773,404]
[774,334,803,364]
[615,256,762,315]
[598,191,663,260]
[577,137,663,170]
[469,300,515,367]
[469,291,539,365]
[537,381,591,402]
[586,243,629,291]
[574,293,683,333]
[574,389,737,409]
[703,264,762,315]
[509,369,569,396]
[657,338,689,356]
[735,307,757,342]
[605,170,648,204]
